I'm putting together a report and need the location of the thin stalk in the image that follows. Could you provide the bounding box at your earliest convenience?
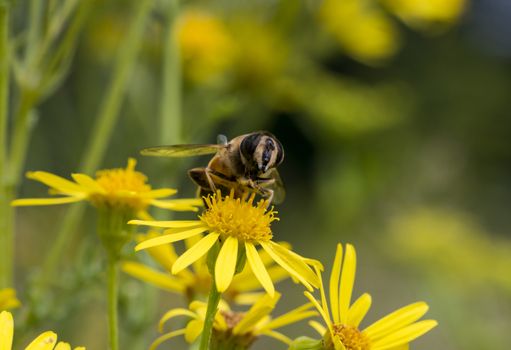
[6,92,35,184]
[0,2,10,288]
[1,91,35,289]
[36,0,154,293]
[159,0,181,145]
[107,258,119,350]
[24,0,44,66]
[199,282,221,350]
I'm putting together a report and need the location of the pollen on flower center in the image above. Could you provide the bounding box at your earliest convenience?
[90,158,152,211]
[199,191,278,243]
[332,324,370,350]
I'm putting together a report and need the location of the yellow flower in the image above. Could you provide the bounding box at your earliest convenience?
[0,289,20,311]
[319,0,400,65]
[0,311,85,350]
[305,243,437,350]
[177,9,235,83]
[11,158,202,216]
[130,191,320,296]
[121,231,292,304]
[229,18,288,87]
[150,293,317,349]
[382,0,466,31]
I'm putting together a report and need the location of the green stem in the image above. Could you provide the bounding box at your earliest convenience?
[107,257,119,350]
[0,2,10,288]
[35,0,153,293]
[199,281,221,350]
[7,92,35,184]
[25,0,44,66]
[159,0,181,145]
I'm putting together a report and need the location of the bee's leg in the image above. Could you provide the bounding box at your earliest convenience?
[251,180,275,207]
[189,167,217,192]
[204,167,218,192]
[263,188,274,207]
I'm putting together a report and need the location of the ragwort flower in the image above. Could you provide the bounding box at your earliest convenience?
[130,191,320,295]
[150,293,317,349]
[0,289,20,311]
[177,9,235,83]
[122,232,291,304]
[11,158,202,216]
[305,244,437,350]
[0,311,85,350]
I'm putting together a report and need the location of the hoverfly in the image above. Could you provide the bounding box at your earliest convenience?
[141,131,285,204]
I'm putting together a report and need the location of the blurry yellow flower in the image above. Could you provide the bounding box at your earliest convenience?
[0,311,85,350]
[229,19,288,87]
[150,293,317,349]
[305,244,437,350]
[177,9,235,83]
[319,0,400,64]
[382,0,466,31]
[122,232,291,304]
[0,289,20,311]
[130,191,320,295]
[12,158,201,216]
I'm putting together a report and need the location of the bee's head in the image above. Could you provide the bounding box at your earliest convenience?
[240,132,284,175]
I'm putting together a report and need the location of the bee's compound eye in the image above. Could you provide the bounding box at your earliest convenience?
[240,133,263,164]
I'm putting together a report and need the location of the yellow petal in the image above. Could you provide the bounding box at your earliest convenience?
[260,308,317,332]
[150,199,199,212]
[258,330,292,345]
[333,335,347,350]
[185,234,208,276]
[74,347,86,350]
[121,261,185,293]
[129,220,202,228]
[149,329,186,350]
[339,244,356,324]
[159,308,198,332]
[26,171,85,195]
[233,292,265,305]
[0,288,21,310]
[25,331,57,350]
[140,188,177,198]
[215,236,239,292]
[135,227,207,251]
[363,302,429,341]
[260,242,316,291]
[12,196,84,206]
[347,293,372,327]
[309,320,326,336]
[172,233,220,274]
[304,292,332,331]
[316,265,331,327]
[184,320,204,344]
[371,320,438,350]
[54,342,71,350]
[329,244,343,324]
[233,293,279,335]
[232,265,288,292]
[71,174,105,193]
[245,242,274,296]
[0,311,14,350]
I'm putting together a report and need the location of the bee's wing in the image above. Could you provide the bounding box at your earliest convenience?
[267,169,286,204]
[140,144,223,157]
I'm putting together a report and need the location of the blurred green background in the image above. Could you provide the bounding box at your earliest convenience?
[7,0,511,349]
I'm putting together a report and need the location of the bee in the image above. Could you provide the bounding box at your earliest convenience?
[141,131,285,204]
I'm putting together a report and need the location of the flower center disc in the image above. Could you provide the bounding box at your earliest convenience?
[199,191,278,243]
[332,324,370,350]
[91,159,151,211]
